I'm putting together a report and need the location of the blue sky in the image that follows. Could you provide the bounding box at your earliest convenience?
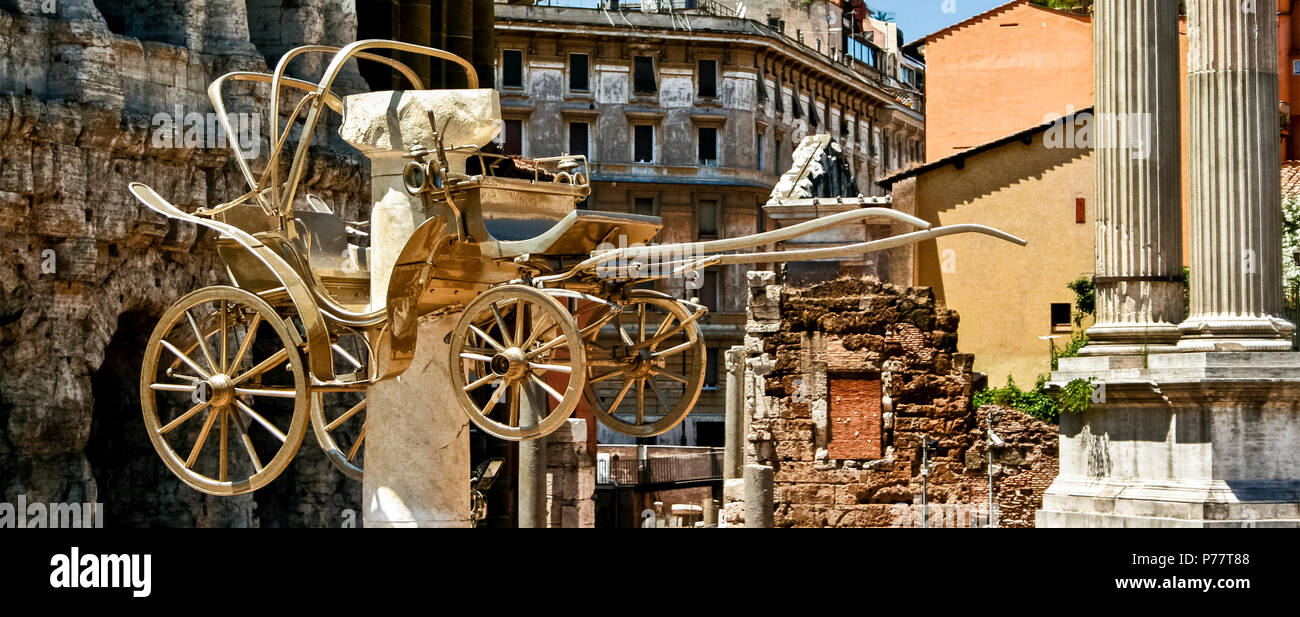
[868,0,1010,43]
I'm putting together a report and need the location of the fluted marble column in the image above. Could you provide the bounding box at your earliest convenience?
[1081,0,1185,356]
[1178,1,1296,351]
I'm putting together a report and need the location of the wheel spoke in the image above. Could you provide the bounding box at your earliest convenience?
[482,380,508,412]
[463,372,499,392]
[528,362,572,374]
[639,305,647,343]
[219,407,229,482]
[187,310,219,375]
[514,299,525,348]
[470,324,507,353]
[521,313,554,351]
[653,367,689,384]
[184,407,220,469]
[491,303,513,347]
[616,321,636,346]
[636,378,645,424]
[231,348,289,386]
[604,378,636,413]
[589,368,627,384]
[229,313,263,371]
[219,301,229,372]
[332,343,363,369]
[525,332,568,359]
[326,399,366,432]
[234,386,297,398]
[651,340,694,360]
[529,373,565,404]
[653,312,675,341]
[151,382,197,393]
[508,383,520,427]
[460,352,493,363]
[228,406,263,473]
[160,339,212,380]
[647,378,671,415]
[159,401,210,435]
[234,399,287,443]
[347,424,366,462]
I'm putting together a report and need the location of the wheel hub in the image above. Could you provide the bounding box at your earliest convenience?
[492,347,528,379]
[204,373,235,408]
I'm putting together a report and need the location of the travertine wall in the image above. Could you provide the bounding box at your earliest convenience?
[0,2,367,526]
[730,272,1057,527]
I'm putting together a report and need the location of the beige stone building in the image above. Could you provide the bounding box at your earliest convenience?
[494,1,924,444]
[881,109,1095,387]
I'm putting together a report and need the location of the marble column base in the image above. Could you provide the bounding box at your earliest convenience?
[1038,353,1300,528]
[1079,322,1182,356]
[1175,315,1296,352]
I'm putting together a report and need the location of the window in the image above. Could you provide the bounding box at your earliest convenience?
[883,135,891,169]
[1051,303,1073,332]
[502,50,523,88]
[700,270,720,313]
[698,199,719,238]
[757,133,765,171]
[775,135,783,174]
[634,125,654,163]
[698,59,718,98]
[633,56,657,94]
[568,122,589,158]
[503,119,523,156]
[634,197,656,216]
[775,81,784,113]
[704,347,720,389]
[569,53,589,92]
[698,127,718,166]
[1076,198,1087,224]
[694,421,725,447]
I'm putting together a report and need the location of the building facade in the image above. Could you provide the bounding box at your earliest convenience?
[493,1,924,445]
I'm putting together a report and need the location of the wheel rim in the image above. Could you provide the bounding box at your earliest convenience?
[310,329,369,482]
[140,286,309,496]
[583,293,706,437]
[450,285,586,441]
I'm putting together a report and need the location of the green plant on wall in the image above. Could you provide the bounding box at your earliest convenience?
[974,375,1093,424]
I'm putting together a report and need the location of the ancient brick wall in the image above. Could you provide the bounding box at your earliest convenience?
[732,272,1057,528]
[0,2,368,527]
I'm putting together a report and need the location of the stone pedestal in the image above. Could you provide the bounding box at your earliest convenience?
[364,315,472,528]
[1081,0,1184,355]
[1178,1,1294,350]
[1038,354,1300,527]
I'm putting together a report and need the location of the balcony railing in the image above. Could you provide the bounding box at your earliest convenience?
[601,451,725,486]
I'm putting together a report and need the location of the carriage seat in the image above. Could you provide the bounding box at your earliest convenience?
[478,209,663,260]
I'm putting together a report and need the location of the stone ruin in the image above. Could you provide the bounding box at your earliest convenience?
[726,271,1058,528]
[0,1,369,526]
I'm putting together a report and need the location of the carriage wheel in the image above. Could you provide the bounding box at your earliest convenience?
[450,285,586,441]
[310,329,369,481]
[140,286,309,496]
[583,293,706,438]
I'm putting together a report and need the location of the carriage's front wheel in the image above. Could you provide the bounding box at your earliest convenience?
[140,286,309,496]
[450,285,586,441]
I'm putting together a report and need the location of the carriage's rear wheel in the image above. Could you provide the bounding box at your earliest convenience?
[450,285,586,441]
[583,293,706,437]
[141,286,309,496]
[310,329,369,481]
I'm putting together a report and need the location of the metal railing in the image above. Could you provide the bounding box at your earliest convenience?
[604,451,725,486]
